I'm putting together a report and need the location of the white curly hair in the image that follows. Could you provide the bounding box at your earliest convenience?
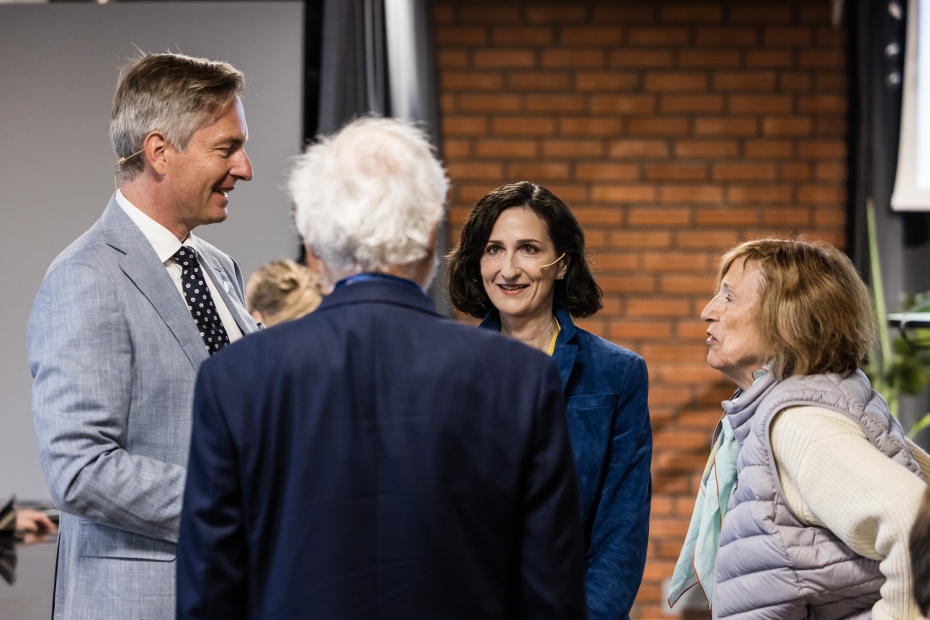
[289,117,449,273]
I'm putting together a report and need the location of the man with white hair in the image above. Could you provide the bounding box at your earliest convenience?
[176,117,588,619]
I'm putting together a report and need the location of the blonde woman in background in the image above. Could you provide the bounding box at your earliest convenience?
[246,259,324,326]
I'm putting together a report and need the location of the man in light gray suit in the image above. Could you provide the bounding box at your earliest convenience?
[27,53,259,619]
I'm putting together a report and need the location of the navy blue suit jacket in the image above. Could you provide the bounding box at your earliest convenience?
[481,309,652,620]
[177,277,587,620]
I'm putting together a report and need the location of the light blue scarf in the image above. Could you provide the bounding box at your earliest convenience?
[667,414,739,609]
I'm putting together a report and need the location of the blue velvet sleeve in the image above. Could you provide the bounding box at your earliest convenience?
[585,355,652,620]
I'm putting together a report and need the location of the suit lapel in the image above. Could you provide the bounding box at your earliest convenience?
[552,309,579,390]
[101,201,210,369]
[192,245,256,335]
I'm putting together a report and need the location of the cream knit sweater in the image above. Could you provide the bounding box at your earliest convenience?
[771,406,930,620]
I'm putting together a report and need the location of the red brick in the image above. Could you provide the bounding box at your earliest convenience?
[677,230,739,249]
[442,139,470,158]
[609,140,669,158]
[439,94,455,112]
[644,72,709,92]
[629,118,690,136]
[435,26,487,46]
[695,208,759,226]
[570,207,623,225]
[816,26,847,46]
[746,50,795,68]
[815,72,847,92]
[475,139,538,158]
[674,140,738,157]
[591,95,655,114]
[491,117,554,135]
[599,276,656,293]
[714,72,777,91]
[678,50,740,68]
[459,94,521,112]
[508,162,570,181]
[491,27,554,46]
[799,95,847,113]
[780,163,811,181]
[446,162,503,180]
[695,27,758,46]
[590,252,638,270]
[441,71,503,90]
[798,185,846,203]
[628,27,690,46]
[729,5,793,23]
[800,6,832,24]
[762,208,811,226]
[473,50,536,68]
[592,6,656,24]
[651,496,675,517]
[609,320,672,340]
[576,72,638,91]
[798,140,847,158]
[442,116,487,136]
[591,185,656,203]
[541,49,606,68]
[815,163,846,181]
[653,428,711,448]
[576,163,640,181]
[508,71,571,90]
[542,139,604,157]
[664,85,723,108]
[608,231,672,249]
[713,163,777,181]
[661,5,722,23]
[627,298,691,317]
[431,4,452,24]
[661,185,723,204]
[525,5,587,23]
[458,184,498,201]
[459,6,520,24]
[561,27,623,46]
[560,117,624,136]
[525,95,586,112]
[745,140,793,158]
[729,95,793,114]
[437,50,468,68]
[763,117,813,136]
[727,185,794,203]
[815,118,847,137]
[815,207,846,226]
[646,164,708,181]
[694,117,758,136]
[781,72,813,92]
[630,209,692,227]
[610,50,674,68]
[764,27,812,46]
[799,50,845,69]
[661,275,717,293]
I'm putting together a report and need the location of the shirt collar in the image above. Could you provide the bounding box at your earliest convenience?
[115,189,189,263]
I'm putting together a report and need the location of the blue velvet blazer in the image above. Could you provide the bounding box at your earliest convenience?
[481,308,652,620]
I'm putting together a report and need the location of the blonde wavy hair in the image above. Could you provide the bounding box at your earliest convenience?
[246,259,324,327]
[717,238,876,379]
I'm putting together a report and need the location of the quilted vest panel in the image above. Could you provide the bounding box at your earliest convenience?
[712,371,920,620]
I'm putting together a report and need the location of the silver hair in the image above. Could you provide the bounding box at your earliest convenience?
[289,117,449,273]
[110,53,244,179]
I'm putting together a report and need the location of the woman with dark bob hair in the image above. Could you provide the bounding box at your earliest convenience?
[669,238,930,620]
[447,181,652,620]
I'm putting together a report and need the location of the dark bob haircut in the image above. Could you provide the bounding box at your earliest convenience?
[447,181,602,319]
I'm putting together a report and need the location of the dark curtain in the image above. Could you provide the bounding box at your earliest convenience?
[849,0,930,440]
[315,0,450,315]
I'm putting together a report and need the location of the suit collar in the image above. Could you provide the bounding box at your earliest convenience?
[479,308,578,389]
[101,199,210,368]
[316,276,438,316]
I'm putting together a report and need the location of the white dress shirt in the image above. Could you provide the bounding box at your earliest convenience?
[115,190,243,343]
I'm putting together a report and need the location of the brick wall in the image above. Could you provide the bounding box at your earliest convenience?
[431,2,848,617]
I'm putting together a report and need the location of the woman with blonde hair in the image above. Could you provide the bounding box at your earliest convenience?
[245,259,324,327]
[670,237,930,620]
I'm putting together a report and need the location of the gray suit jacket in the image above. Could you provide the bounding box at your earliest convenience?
[28,198,258,619]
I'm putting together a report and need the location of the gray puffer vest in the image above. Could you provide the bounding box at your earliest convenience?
[712,370,921,620]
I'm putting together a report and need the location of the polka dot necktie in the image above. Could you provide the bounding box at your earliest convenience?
[172,246,230,355]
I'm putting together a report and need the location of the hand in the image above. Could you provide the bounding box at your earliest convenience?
[15,509,55,535]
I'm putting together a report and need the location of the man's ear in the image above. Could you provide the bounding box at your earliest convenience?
[143,130,169,176]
